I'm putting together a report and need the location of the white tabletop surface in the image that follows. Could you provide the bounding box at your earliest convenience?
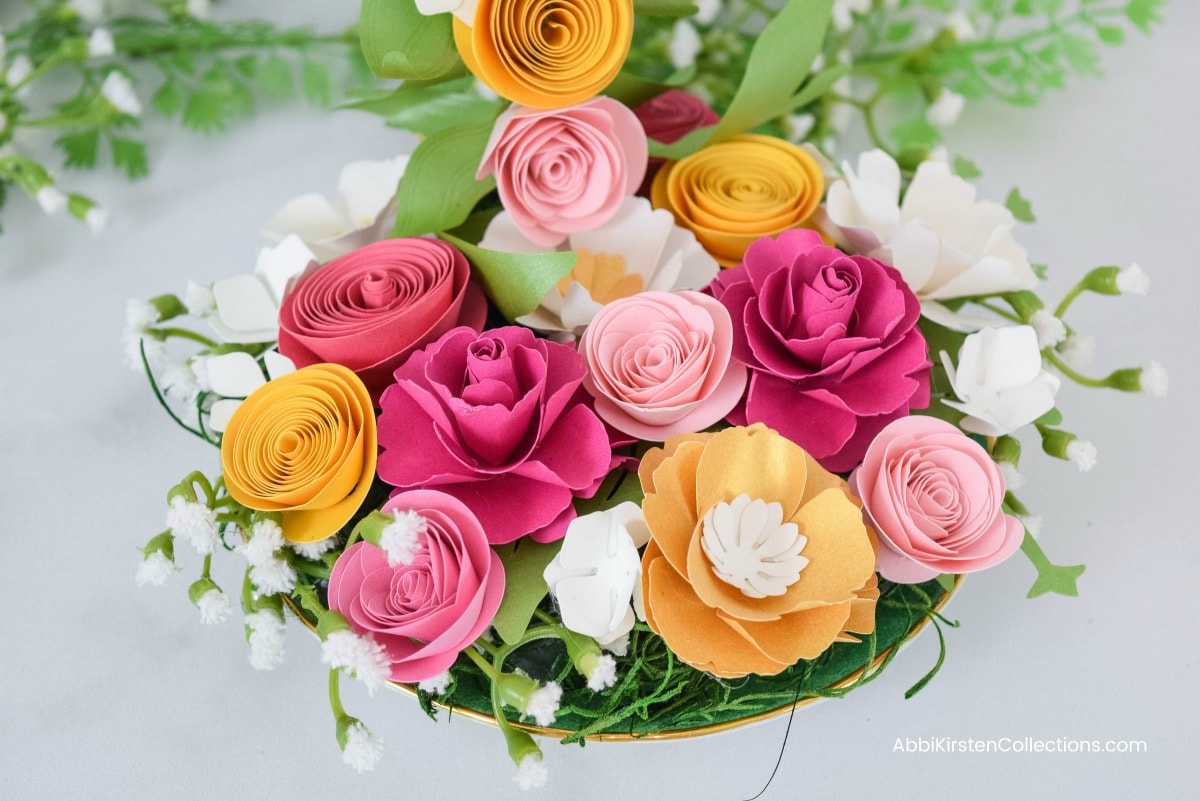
[1,2,1197,799]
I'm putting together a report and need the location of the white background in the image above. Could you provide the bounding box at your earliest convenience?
[1,2,1197,799]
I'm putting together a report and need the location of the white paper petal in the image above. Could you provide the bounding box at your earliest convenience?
[256,235,318,302]
[558,282,604,331]
[208,399,242,433]
[262,194,344,245]
[263,350,297,380]
[335,156,408,227]
[479,212,545,254]
[206,352,267,397]
[211,276,279,343]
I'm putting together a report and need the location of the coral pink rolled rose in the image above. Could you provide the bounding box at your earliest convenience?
[328,490,505,683]
[477,98,648,248]
[580,291,747,441]
[710,229,931,473]
[377,326,613,544]
[277,238,487,399]
[850,416,1024,583]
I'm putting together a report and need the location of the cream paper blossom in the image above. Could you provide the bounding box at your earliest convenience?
[480,196,719,341]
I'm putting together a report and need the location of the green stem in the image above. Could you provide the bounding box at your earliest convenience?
[151,327,218,348]
[1054,281,1087,318]
[464,644,504,682]
[200,553,213,580]
[1044,351,1107,389]
[974,301,1022,323]
[140,340,211,443]
[328,669,347,720]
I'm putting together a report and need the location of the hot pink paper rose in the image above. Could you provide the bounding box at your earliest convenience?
[850,416,1024,583]
[579,290,747,441]
[710,229,931,473]
[327,490,505,683]
[277,238,487,399]
[377,326,612,544]
[632,90,719,196]
[477,98,648,248]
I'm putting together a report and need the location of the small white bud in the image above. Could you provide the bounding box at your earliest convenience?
[340,722,384,773]
[88,28,115,58]
[514,754,548,791]
[1029,310,1067,349]
[1116,263,1149,296]
[927,89,966,128]
[1066,440,1097,473]
[100,71,142,117]
[37,187,68,216]
[1142,361,1168,397]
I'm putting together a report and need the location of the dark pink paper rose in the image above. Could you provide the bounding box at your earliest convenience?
[377,326,612,544]
[850,416,1024,583]
[710,229,930,473]
[328,490,504,683]
[633,90,719,196]
[277,238,487,399]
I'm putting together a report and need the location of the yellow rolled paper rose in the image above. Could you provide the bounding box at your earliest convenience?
[638,424,878,678]
[221,363,377,543]
[452,0,633,109]
[650,134,825,267]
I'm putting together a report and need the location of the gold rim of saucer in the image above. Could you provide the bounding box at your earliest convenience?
[287,574,961,742]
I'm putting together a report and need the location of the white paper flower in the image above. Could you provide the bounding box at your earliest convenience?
[822,150,1039,329]
[262,156,409,262]
[669,20,701,69]
[941,325,1061,437]
[208,235,317,344]
[204,349,296,432]
[544,502,650,647]
[700,494,808,599]
[414,0,478,25]
[482,197,719,341]
[87,28,114,58]
[100,71,141,117]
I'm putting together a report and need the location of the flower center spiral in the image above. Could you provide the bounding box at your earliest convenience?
[700,493,808,599]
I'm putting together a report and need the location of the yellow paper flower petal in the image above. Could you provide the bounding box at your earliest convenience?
[453,0,633,109]
[650,134,824,266]
[221,363,377,543]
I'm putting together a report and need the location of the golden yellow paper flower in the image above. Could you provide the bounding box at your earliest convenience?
[220,363,378,543]
[452,0,633,109]
[638,424,877,678]
[650,134,825,267]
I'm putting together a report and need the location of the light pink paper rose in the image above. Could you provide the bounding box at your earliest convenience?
[477,98,648,248]
[580,291,747,441]
[327,490,505,683]
[850,416,1023,583]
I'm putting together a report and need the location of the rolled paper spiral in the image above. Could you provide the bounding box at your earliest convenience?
[453,0,633,109]
[650,134,825,267]
[220,364,378,543]
[277,238,486,399]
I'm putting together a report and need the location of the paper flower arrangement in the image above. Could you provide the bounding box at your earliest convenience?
[130,0,1165,789]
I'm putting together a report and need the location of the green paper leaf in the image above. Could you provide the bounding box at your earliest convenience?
[573,468,645,518]
[55,129,100,169]
[603,66,695,107]
[788,64,850,113]
[1020,532,1085,599]
[633,0,698,15]
[151,81,183,117]
[354,76,504,138]
[935,573,958,593]
[492,540,562,645]
[391,118,498,238]
[360,0,459,80]
[111,136,148,179]
[647,126,714,160]
[708,0,835,143]
[1032,407,1063,426]
[182,89,229,133]
[1005,187,1036,222]
[439,233,577,322]
[953,156,981,179]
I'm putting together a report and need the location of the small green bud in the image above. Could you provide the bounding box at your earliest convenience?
[140,530,175,561]
[1081,266,1122,296]
[1105,367,1144,393]
[990,435,1021,467]
[495,671,540,711]
[350,511,394,550]
[188,576,221,607]
[1001,290,1044,321]
[502,725,543,767]
[1039,427,1076,460]
[896,146,931,172]
[316,609,352,640]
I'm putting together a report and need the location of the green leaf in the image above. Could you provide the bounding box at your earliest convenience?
[233,54,259,79]
[935,574,958,593]
[111,136,149,179]
[492,540,563,645]
[55,129,100,169]
[1032,407,1063,426]
[1005,187,1036,222]
[603,66,695,107]
[440,233,577,322]
[890,115,941,150]
[1032,262,1049,280]
[886,21,917,43]
[709,0,835,143]
[572,468,645,518]
[360,0,459,80]
[1096,25,1125,46]
[151,81,183,117]
[787,64,850,113]
[350,76,503,137]
[182,90,228,133]
[632,0,698,15]
[391,118,497,238]
[301,60,333,107]
[1125,0,1166,34]
[953,156,981,179]
[260,54,294,100]
[1061,33,1102,77]
[1020,532,1085,599]
[647,126,714,159]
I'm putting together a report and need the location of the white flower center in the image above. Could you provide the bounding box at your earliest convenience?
[700,494,808,598]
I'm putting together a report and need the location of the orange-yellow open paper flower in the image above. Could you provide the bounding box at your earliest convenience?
[638,424,878,678]
[221,363,378,544]
[650,134,825,267]
[452,0,633,109]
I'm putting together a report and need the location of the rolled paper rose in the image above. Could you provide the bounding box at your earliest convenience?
[220,363,377,543]
[632,90,720,196]
[651,134,824,267]
[452,0,633,109]
[850,416,1024,583]
[638,424,878,678]
[377,326,612,544]
[711,229,931,473]
[579,290,747,441]
[328,490,505,683]
[277,238,487,400]
[478,98,647,248]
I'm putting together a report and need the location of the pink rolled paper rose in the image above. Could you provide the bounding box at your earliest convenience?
[579,290,747,441]
[277,238,487,399]
[850,416,1024,582]
[710,229,931,473]
[632,90,719,196]
[477,98,648,248]
[377,325,612,544]
[328,490,505,683]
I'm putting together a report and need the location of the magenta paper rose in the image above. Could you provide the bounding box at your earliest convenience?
[277,238,487,399]
[710,229,931,473]
[377,326,612,544]
[328,490,505,683]
[850,416,1024,583]
[477,98,648,248]
[579,290,747,441]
